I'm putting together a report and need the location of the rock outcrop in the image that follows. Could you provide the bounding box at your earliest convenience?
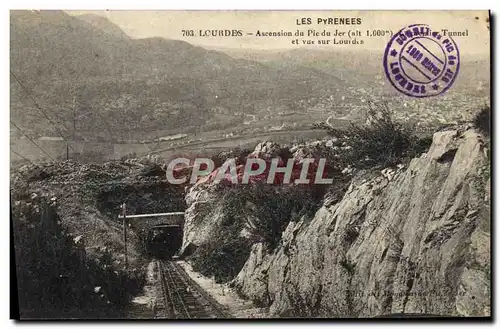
[183,130,491,317]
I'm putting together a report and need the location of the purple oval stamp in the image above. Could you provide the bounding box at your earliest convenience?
[383,24,460,97]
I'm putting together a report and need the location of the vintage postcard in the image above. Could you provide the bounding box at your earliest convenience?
[10,10,491,319]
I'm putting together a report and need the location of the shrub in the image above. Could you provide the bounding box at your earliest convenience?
[211,147,252,168]
[224,183,316,249]
[314,104,431,170]
[12,199,144,318]
[188,196,253,283]
[188,182,320,283]
[474,105,490,137]
[189,233,253,283]
[120,152,137,161]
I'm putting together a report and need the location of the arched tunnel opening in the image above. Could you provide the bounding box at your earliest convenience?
[128,215,186,260]
[95,176,187,260]
[145,224,184,260]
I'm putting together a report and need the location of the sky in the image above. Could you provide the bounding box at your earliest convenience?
[66,10,490,55]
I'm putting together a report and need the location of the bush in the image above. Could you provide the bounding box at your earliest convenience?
[211,147,252,168]
[188,192,253,283]
[189,234,253,283]
[314,104,431,170]
[12,199,144,318]
[224,183,317,249]
[188,182,321,283]
[474,105,490,137]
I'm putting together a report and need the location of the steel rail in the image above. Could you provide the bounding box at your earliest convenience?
[170,261,230,318]
[156,260,230,319]
[164,261,192,319]
[157,260,175,318]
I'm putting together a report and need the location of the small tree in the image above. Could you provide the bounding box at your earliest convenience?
[474,105,490,137]
[313,103,431,170]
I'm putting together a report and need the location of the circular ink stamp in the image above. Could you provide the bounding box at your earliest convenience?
[383,24,460,97]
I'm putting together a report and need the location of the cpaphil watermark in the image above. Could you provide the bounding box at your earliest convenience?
[165,157,335,185]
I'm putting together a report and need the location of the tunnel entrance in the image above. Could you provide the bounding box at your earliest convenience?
[146,225,183,259]
[118,208,185,261]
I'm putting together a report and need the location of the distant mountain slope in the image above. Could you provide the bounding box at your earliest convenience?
[75,13,131,40]
[10,10,349,140]
[220,47,490,93]
[217,46,490,127]
[11,10,136,82]
[219,48,381,84]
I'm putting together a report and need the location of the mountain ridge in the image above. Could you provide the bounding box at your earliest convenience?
[10,10,348,141]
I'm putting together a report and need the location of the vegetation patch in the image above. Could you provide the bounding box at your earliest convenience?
[10,159,176,319]
[188,182,321,283]
[313,104,433,170]
[12,198,144,319]
[473,105,490,137]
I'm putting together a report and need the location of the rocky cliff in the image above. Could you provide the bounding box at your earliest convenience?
[182,129,490,317]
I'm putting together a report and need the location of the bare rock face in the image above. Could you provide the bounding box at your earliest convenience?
[251,141,282,159]
[181,129,490,317]
[180,140,301,255]
[233,129,490,317]
[181,183,222,255]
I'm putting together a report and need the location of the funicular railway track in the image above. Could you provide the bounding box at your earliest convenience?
[157,260,230,319]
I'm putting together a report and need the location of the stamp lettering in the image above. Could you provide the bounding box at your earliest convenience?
[383,23,460,97]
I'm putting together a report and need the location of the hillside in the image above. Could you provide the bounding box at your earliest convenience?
[219,47,490,125]
[182,126,491,317]
[74,13,131,40]
[10,10,348,141]
[221,47,490,93]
